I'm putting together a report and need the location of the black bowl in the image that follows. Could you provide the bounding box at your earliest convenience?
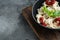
[32,0,60,30]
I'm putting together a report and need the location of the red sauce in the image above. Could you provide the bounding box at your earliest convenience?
[46,0,55,5]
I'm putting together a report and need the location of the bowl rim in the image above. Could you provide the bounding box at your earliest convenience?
[32,0,60,30]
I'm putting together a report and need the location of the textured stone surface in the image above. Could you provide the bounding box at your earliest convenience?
[0,0,38,40]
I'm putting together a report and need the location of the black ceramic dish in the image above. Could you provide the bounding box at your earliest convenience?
[32,0,60,30]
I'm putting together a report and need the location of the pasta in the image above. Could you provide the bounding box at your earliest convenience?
[36,1,60,29]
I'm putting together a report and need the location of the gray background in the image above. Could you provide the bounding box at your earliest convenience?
[0,0,38,40]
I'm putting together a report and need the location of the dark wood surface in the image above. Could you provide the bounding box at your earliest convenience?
[22,6,60,40]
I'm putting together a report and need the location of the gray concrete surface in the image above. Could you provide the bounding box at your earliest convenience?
[0,0,38,40]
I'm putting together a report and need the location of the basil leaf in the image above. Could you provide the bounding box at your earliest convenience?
[53,11,60,17]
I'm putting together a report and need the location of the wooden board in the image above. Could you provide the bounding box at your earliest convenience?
[22,6,60,40]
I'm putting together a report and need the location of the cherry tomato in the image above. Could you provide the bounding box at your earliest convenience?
[39,17,44,23]
[46,0,55,5]
[54,18,60,26]
[57,23,60,26]
[42,22,47,26]
[39,17,47,26]
[54,18,60,21]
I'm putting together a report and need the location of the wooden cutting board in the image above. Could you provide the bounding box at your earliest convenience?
[22,6,60,40]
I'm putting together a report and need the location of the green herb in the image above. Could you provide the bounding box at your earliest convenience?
[53,11,60,17]
[42,6,55,17]
[42,6,60,17]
